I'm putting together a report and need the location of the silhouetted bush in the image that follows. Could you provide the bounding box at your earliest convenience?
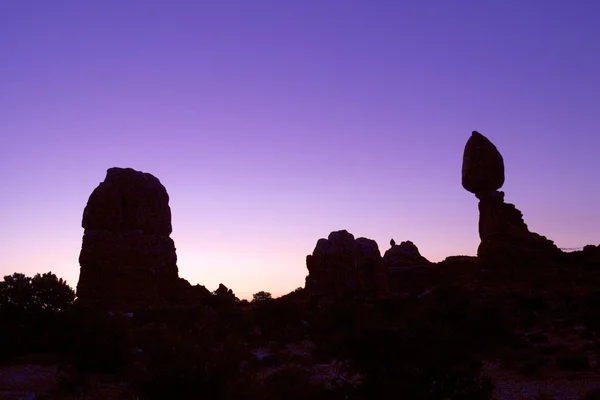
[0,272,76,361]
[252,291,272,302]
[556,350,590,371]
[582,388,600,400]
[134,327,244,400]
[0,272,75,312]
[70,308,133,374]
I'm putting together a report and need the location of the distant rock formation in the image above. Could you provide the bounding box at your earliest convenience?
[77,167,209,310]
[383,240,431,270]
[214,283,235,297]
[439,255,478,266]
[305,230,388,302]
[461,131,562,266]
[565,245,600,267]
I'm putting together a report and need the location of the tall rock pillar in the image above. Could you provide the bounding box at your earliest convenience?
[77,167,180,310]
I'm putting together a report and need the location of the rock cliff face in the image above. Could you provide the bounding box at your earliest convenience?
[305,230,388,302]
[77,167,205,310]
[461,131,562,266]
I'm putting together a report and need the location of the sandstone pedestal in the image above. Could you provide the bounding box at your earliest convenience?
[476,190,561,266]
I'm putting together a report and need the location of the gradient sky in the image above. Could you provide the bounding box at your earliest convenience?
[1,1,599,300]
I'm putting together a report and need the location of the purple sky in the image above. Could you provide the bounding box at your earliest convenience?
[1,1,599,299]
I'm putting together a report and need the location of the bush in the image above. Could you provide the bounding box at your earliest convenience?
[0,272,76,361]
[0,272,75,312]
[70,308,133,374]
[253,291,272,302]
[556,350,590,371]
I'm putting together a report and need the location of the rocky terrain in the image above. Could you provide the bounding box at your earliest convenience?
[1,131,599,400]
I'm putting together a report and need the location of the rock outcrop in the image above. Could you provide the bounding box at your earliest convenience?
[564,245,600,267]
[305,230,388,302]
[383,240,431,271]
[439,255,478,266]
[462,131,562,266]
[77,167,207,310]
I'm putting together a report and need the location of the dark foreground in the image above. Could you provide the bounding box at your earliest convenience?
[2,252,600,399]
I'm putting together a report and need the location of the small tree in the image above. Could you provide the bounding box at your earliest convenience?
[0,272,75,312]
[0,273,32,310]
[252,291,272,302]
[31,272,75,312]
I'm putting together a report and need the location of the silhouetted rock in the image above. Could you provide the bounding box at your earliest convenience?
[461,132,562,266]
[439,255,478,265]
[383,240,431,270]
[82,167,172,235]
[565,244,600,267]
[462,131,505,194]
[77,167,206,310]
[583,244,600,258]
[305,230,388,302]
[476,191,561,266]
[214,283,233,297]
[171,278,212,306]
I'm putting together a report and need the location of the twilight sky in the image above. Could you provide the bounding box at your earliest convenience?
[1,1,599,300]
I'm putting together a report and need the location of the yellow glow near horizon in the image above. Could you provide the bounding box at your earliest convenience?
[176,248,305,300]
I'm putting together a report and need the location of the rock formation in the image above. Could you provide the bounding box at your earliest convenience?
[462,131,505,194]
[462,131,562,266]
[77,167,207,310]
[439,255,478,266]
[305,230,388,302]
[564,245,600,267]
[383,240,431,270]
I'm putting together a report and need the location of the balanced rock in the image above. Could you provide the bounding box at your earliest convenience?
[383,240,431,270]
[77,167,183,310]
[462,131,505,194]
[461,133,562,266]
[305,230,388,301]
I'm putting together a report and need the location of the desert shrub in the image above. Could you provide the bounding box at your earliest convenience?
[349,325,493,399]
[260,367,338,400]
[582,388,600,400]
[556,349,590,371]
[516,355,551,376]
[135,348,213,400]
[252,291,272,302]
[252,296,306,341]
[0,272,75,312]
[133,320,252,400]
[305,288,500,399]
[70,308,133,374]
[517,295,548,312]
[0,272,76,361]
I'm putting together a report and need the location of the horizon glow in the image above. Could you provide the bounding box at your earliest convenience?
[1,1,599,299]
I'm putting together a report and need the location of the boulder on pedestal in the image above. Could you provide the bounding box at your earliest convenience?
[461,132,562,267]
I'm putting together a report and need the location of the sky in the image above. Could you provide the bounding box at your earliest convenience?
[1,1,599,300]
